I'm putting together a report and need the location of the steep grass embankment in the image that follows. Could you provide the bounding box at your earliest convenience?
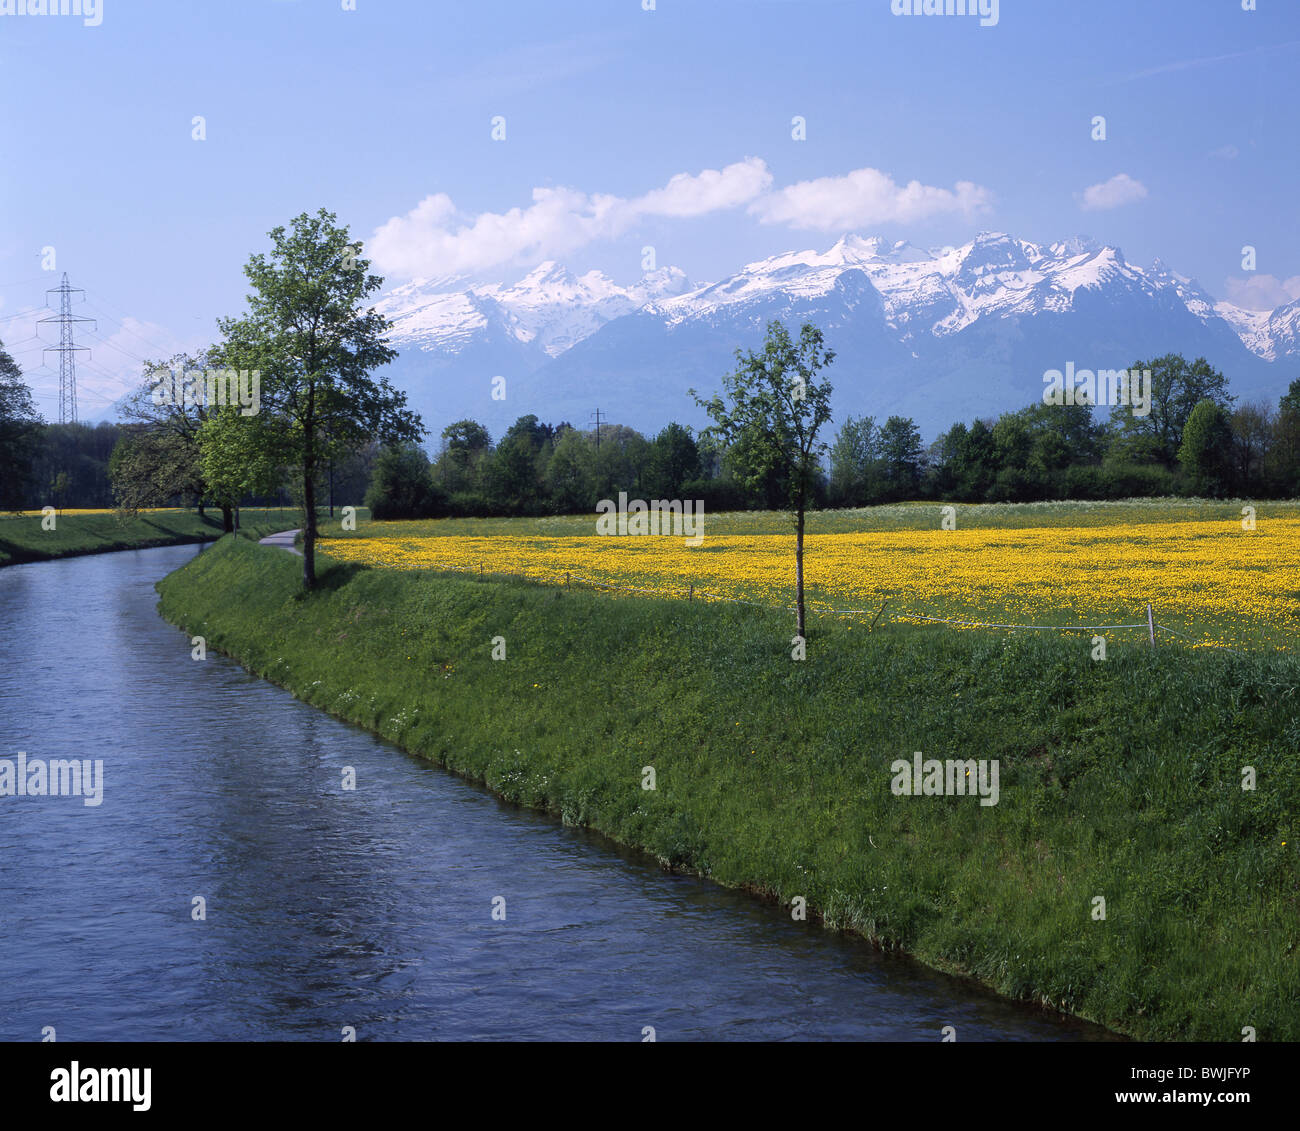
[0,510,283,567]
[156,535,1300,1040]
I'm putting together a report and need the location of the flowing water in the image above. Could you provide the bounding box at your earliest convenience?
[0,545,1114,1041]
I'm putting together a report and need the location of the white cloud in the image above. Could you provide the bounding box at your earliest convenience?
[1208,144,1239,160]
[369,159,773,279]
[370,187,622,279]
[1080,173,1149,211]
[368,159,990,279]
[749,167,992,230]
[632,157,773,218]
[1223,273,1300,311]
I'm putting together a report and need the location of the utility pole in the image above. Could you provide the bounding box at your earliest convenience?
[39,273,95,424]
[590,407,604,449]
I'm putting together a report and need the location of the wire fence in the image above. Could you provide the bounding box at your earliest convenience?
[395,556,1247,652]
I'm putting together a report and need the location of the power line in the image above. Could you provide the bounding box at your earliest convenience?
[80,325,154,367]
[0,307,42,324]
[24,362,121,410]
[81,290,189,360]
[2,334,42,350]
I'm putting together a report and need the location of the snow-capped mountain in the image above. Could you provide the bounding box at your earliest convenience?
[375,233,1297,439]
[1215,296,1300,362]
[374,261,691,360]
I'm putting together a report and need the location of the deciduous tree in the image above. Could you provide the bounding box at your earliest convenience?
[0,338,42,511]
[693,320,834,639]
[217,209,421,587]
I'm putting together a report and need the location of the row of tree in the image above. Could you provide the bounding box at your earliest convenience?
[366,415,724,519]
[919,356,1300,503]
[365,355,1300,521]
[6,349,1299,527]
[0,412,378,516]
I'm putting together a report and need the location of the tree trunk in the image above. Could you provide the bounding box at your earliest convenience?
[795,505,806,639]
[303,471,317,589]
[302,380,317,590]
[220,504,233,533]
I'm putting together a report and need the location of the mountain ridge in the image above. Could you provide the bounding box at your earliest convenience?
[372,232,1297,440]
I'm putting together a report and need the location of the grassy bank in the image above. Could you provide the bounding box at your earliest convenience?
[156,535,1300,1040]
[0,509,290,567]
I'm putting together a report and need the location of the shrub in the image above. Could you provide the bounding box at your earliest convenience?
[364,444,446,520]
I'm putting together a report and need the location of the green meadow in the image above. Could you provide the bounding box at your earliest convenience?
[318,496,1300,539]
[156,534,1300,1041]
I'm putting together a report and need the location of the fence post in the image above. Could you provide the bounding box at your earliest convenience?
[689,584,693,601]
[1147,602,1155,648]
[869,599,888,632]
[566,571,570,590]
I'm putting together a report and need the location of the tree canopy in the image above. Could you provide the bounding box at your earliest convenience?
[215,208,422,586]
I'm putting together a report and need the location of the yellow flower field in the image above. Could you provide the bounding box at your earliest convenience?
[319,515,1300,651]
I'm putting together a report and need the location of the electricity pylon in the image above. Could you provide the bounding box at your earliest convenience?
[39,273,95,424]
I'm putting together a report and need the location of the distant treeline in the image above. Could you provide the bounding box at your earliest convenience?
[367,353,1300,519]
[0,419,377,513]
[4,344,1298,515]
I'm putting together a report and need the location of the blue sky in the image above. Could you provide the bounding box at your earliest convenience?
[2,0,1298,419]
